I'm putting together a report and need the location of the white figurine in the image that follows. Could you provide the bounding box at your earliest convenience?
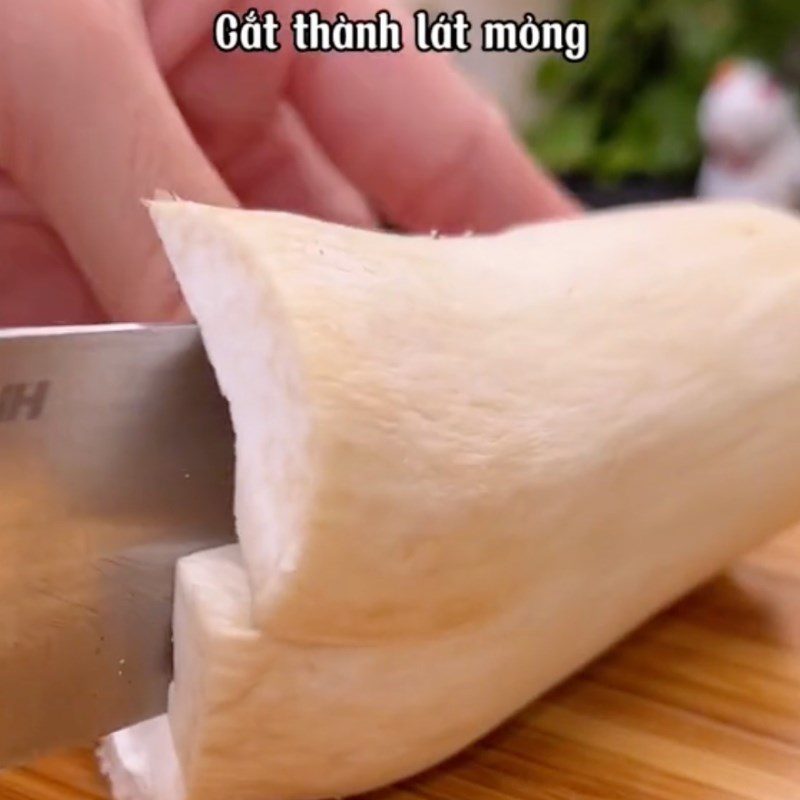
[698,59,800,210]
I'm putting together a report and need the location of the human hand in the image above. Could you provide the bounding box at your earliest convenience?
[0,0,578,327]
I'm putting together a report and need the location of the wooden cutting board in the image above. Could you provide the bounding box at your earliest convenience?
[4,527,800,800]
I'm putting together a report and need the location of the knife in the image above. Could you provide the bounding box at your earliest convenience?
[0,324,235,769]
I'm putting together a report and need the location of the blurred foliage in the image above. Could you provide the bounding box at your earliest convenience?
[527,0,800,182]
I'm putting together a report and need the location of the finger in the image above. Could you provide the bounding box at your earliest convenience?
[0,174,104,327]
[157,3,289,168]
[0,1,236,323]
[0,221,104,327]
[284,0,579,233]
[164,28,375,226]
[221,105,376,227]
[149,0,575,234]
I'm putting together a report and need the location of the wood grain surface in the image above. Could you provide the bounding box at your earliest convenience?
[4,527,800,800]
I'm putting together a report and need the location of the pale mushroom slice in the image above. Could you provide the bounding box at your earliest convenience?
[101,201,800,800]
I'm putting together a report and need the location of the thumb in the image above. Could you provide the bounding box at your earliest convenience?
[0,1,235,322]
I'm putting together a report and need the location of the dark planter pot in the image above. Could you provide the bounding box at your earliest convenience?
[561,175,697,210]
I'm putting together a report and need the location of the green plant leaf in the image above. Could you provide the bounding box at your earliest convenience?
[597,80,701,180]
[526,103,602,174]
[525,0,800,182]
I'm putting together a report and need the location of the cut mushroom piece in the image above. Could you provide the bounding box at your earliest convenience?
[102,200,800,800]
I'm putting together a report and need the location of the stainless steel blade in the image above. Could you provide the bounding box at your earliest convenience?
[0,324,235,768]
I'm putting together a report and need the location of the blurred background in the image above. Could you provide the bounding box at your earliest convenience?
[425,0,800,209]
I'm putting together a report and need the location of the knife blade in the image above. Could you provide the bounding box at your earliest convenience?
[0,324,235,768]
